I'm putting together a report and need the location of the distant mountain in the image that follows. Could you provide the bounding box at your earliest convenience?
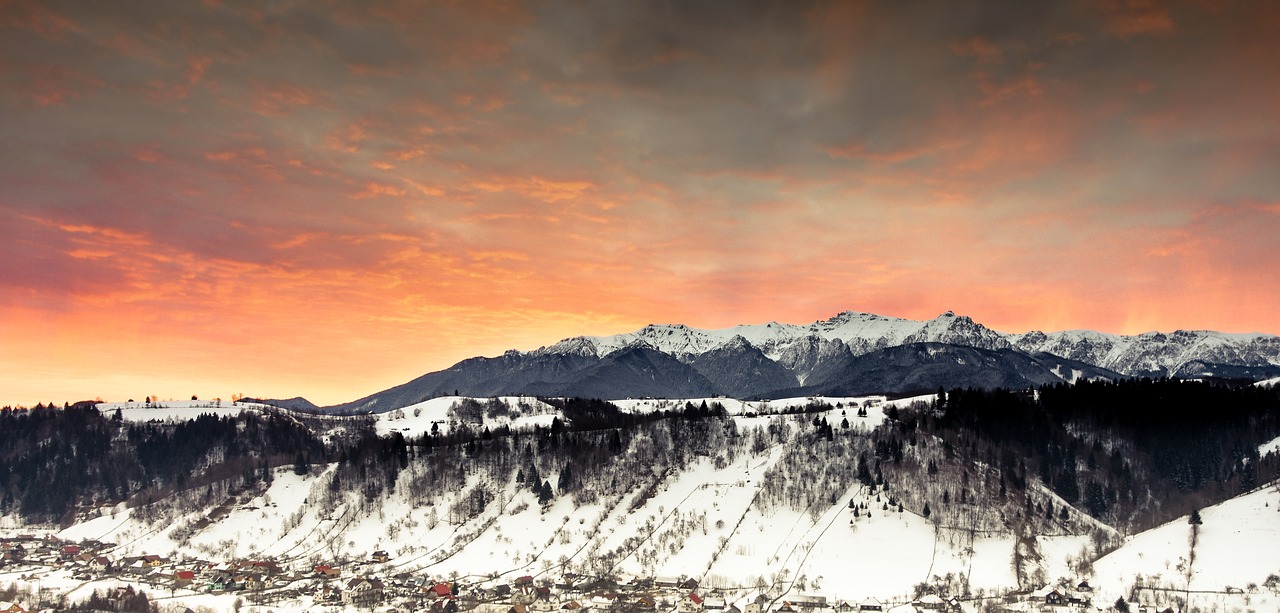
[762,343,1124,399]
[251,396,320,412]
[325,310,1280,412]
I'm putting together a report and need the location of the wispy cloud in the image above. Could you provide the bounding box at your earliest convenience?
[1,0,1278,405]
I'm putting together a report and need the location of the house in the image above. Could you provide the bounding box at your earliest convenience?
[0,602,26,613]
[913,595,945,611]
[123,557,151,575]
[655,577,682,588]
[238,573,263,591]
[858,599,883,612]
[208,572,241,592]
[726,604,742,613]
[430,582,453,598]
[60,545,81,560]
[246,560,282,575]
[561,600,583,610]
[372,550,391,563]
[173,570,196,587]
[144,554,167,567]
[316,584,342,603]
[344,577,386,605]
[682,579,701,591]
[89,556,113,572]
[704,597,726,611]
[1076,581,1092,592]
[833,602,854,613]
[315,564,342,578]
[1044,590,1066,607]
[789,595,825,609]
[510,605,529,613]
[679,593,705,613]
[514,586,538,605]
[635,596,657,609]
[745,594,770,613]
[590,593,619,609]
[533,598,558,612]
[431,597,459,613]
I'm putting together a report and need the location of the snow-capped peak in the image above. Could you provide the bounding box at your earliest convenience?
[530,310,1280,379]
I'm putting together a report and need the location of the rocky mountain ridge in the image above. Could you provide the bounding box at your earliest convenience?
[325,311,1280,413]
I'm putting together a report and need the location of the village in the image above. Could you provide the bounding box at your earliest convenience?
[0,534,1153,613]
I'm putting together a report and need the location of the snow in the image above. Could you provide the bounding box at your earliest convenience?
[17,393,1280,613]
[1256,376,1280,388]
[372,396,560,437]
[1261,435,1280,458]
[96,399,272,422]
[1093,483,1280,602]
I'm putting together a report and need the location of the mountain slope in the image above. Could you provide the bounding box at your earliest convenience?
[684,335,798,397]
[324,310,1279,412]
[766,343,1124,398]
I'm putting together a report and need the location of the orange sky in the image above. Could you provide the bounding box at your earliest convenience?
[3,1,1280,407]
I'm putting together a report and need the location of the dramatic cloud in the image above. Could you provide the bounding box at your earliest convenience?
[2,0,1278,405]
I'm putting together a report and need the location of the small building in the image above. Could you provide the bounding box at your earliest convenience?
[344,577,386,605]
[912,594,945,611]
[679,593,705,613]
[173,570,196,587]
[858,599,883,612]
[533,598,558,612]
[372,550,390,563]
[315,565,342,578]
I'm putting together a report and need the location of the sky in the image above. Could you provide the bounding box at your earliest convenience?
[2,0,1279,407]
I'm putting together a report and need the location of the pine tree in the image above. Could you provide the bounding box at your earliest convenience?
[558,464,572,494]
[293,452,308,476]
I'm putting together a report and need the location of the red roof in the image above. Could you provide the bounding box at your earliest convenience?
[431,582,452,597]
[688,594,704,605]
[176,571,196,580]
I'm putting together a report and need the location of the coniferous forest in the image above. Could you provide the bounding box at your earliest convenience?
[2,378,1278,541]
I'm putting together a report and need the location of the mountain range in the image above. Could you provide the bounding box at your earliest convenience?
[320,310,1280,413]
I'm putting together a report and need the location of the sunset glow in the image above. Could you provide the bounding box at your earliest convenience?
[3,1,1279,406]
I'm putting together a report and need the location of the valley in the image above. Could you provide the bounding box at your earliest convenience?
[2,385,1279,612]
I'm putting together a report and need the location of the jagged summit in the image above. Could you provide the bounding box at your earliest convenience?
[325,309,1280,413]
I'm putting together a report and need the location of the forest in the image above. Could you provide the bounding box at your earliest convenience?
[2,378,1278,544]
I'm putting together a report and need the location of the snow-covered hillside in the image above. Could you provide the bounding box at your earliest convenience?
[1092,483,1280,611]
[10,394,1084,611]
